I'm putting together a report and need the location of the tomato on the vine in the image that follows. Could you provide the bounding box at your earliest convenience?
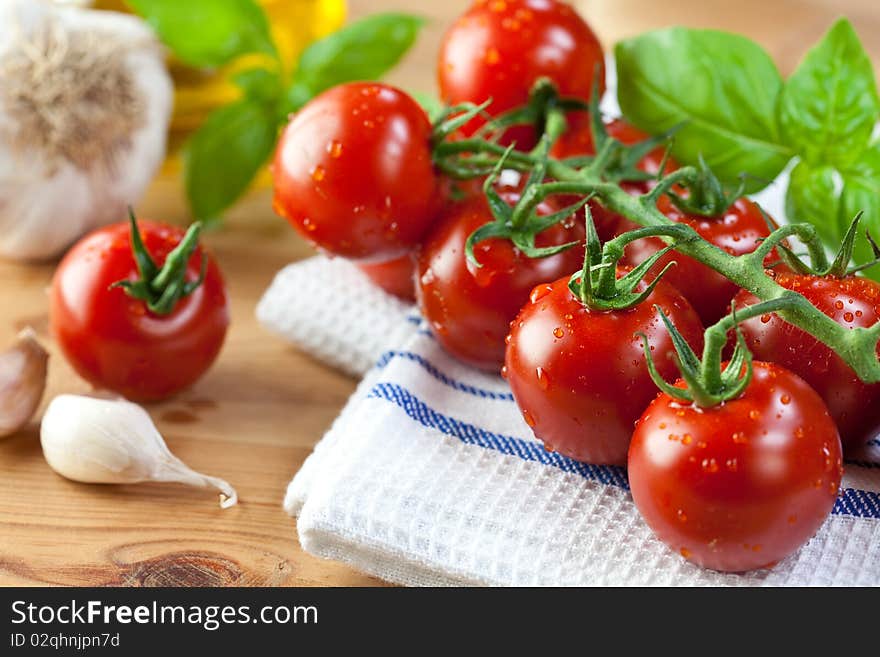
[628,361,842,572]
[417,189,585,371]
[504,271,704,465]
[273,82,443,262]
[622,195,777,325]
[358,254,417,302]
[50,218,229,402]
[438,0,605,148]
[733,272,880,450]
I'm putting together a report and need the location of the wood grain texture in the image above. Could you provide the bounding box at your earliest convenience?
[1,0,878,587]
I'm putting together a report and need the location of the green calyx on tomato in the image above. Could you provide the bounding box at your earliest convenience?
[463,144,586,268]
[641,305,755,408]
[111,209,207,316]
[568,207,694,312]
[666,155,746,218]
[775,212,880,278]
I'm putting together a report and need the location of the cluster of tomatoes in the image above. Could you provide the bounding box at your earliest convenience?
[271,0,880,574]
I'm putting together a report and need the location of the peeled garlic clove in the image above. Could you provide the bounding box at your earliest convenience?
[0,328,49,438]
[40,394,238,508]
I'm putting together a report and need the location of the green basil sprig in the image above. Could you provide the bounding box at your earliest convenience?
[615,18,880,280]
[130,1,424,223]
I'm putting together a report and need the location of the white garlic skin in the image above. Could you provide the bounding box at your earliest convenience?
[41,395,238,508]
[0,328,49,438]
[0,0,173,261]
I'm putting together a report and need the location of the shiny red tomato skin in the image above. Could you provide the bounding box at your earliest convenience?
[733,273,880,451]
[416,193,585,371]
[628,362,842,572]
[505,271,704,465]
[438,0,605,148]
[358,254,417,302]
[273,82,442,262]
[50,221,229,402]
[621,196,777,326]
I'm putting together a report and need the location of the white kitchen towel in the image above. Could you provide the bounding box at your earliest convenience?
[275,314,880,586]
[257,256,419,377]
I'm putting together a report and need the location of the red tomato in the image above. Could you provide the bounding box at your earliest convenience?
[628,361,842,572]
[551,117,678,241]
[358,254,417,302]
[621,196,777,326]
[504,271,704,465]
[50,221,229,402]
[417,190,585,371]
[733,272,880,450]
[438,0,605,148]
[273,82,442,262]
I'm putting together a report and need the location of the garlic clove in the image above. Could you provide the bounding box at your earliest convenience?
[40,394,238,508]
[0,328,49,438]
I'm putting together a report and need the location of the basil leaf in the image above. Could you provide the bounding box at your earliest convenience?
[129,0,276,68]
[184,99,278,222]
[785,161,841,248]
[840,144,880,280]
[615,28,793,193]
[779,19,879,169]
[232,68,282,104]
[285,13,424,113]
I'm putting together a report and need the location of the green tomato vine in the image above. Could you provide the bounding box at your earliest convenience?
[430,84,880,394]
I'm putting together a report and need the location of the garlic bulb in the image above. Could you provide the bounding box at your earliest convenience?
[0,328,49,438]
[41,394,238,508]
[0,0,172,260]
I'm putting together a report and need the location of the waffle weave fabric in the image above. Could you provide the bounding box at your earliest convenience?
[259,256,880,586]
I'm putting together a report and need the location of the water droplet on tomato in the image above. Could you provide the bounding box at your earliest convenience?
[732,431,747,444]
[780,394,791,405]
[701,458,719,473]
[536,367,549,390]
[682,434,693,445]
[522,409,536,427]
[543,442,555,453]
[677,509,687,523]
[680,547,692,559]
[311,165,325,182]
[553,327,564,339]
[834,300,844,310]
[844,311,854,322]
[529,284,552,304]
[500,365,508,379]
[504,334,512,345]
[327,140,343,158]
[749,410,760,420]
[725,458,738,472]
[485,47,500,65]
[760,314,771,324]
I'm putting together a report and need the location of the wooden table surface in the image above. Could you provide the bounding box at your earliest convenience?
[1,0,877,587]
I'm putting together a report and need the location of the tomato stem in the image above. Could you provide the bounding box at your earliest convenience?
[110,210,207,316]
[431,86,880,384]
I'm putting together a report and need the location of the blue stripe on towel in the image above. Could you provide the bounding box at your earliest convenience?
[375,351,515,401]
[367,382,880,520]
